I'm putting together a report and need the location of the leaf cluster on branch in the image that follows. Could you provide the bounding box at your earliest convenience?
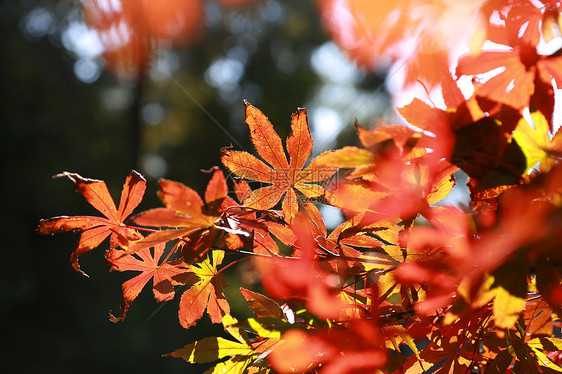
[40,0,562,372]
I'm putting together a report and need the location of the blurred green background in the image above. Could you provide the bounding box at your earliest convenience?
[1,0,390,372]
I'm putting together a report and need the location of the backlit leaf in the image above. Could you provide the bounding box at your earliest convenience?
[38,171,146,275]
[165,336,252,363]
[312,146,374,168]
[514,111,562,173]
[240,288,284,319]
[178,250,230,329]
[222,103,335,223]
[233,317,293,339]
[107,243,197,322]
[129,169,234,262]
[493,286,526,329]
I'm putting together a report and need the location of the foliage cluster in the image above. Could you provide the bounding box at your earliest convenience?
[41,0,562,373]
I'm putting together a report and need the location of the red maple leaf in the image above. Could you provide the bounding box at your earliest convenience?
[269,321,387,374]
[221,101,335,223]
[107,243,198,322]
[129,169,241,263]
[38,171,146,275]
[401,337,482,373]
[479,0,561,48]
[257,214,350,320]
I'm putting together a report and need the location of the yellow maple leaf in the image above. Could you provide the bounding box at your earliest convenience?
[513,111,562,173]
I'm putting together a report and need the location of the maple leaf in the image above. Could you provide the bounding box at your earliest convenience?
[456,37,562,127]
[221,101,336,223]
[401,339,479,374]
[457,47,535,111]
[313,122,457,224]
[462,182,552,284]
[452,114,526,192]
[254,213,351,320]
[268,329,335,374]
[513,111,562,173]
[327,154,456,226]
[129,169,242,263]
[524,296,554,338]
[312,123,425,179]
[166,315,281,373]
[478,1,561,50]
[106,243,197,322]
[178,250,230,329]
[389,206,471,315]
[166,336,253,364]
[269,321,387,374]
[223,188,296,256]
[306,202,373,257]
[396,96,526,195]
[239,287,285,319]
[38,171,146,276]
[452,177,562,329]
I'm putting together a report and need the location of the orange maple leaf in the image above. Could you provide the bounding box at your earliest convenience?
[38,171,146,276]
[107,243,198,322]
[221,101,335,223]
[456,41,562,127]
[313,122,457,223]
[178,250,230,329]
